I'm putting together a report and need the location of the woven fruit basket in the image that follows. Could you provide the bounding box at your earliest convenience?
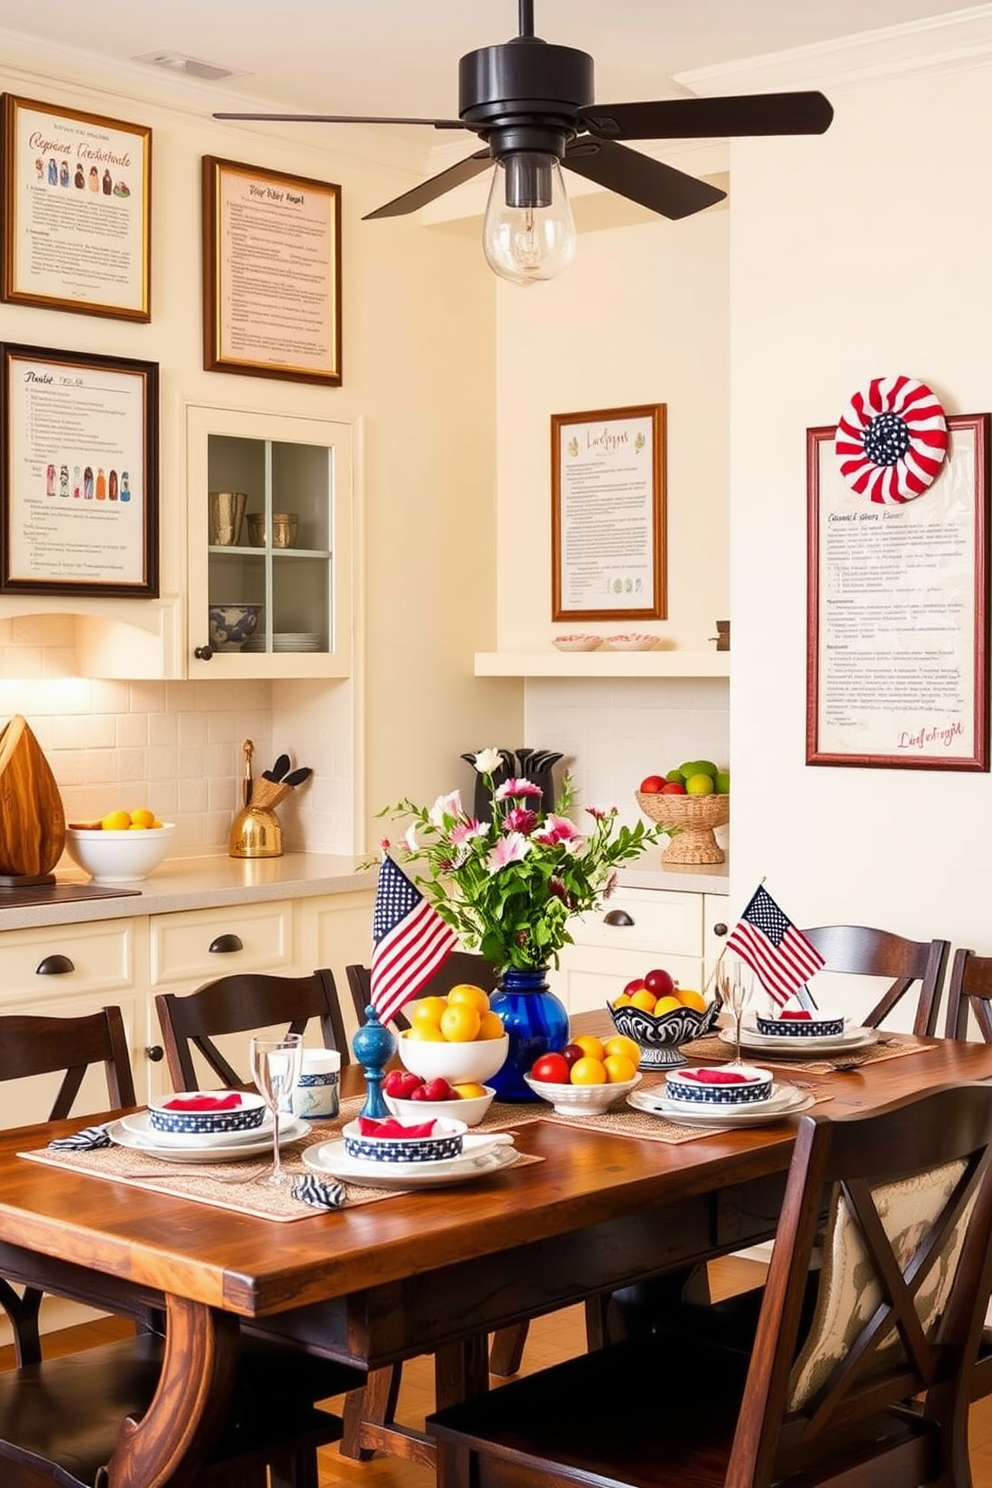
[635,790,729,866]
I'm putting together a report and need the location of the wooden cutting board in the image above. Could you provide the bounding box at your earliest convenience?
[0,715,66,878]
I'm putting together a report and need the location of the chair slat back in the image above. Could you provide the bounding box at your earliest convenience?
[0,1007,136,1119]
[154,969,349,1092]
[944,948,992,1042]
[345,951,498,1031]
[732,1083,992,1487]
[800,924,949,1036]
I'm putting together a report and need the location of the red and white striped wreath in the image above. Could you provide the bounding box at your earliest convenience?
[835,376,948,504]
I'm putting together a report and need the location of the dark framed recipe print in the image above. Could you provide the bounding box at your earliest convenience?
[1,94,151,321]
[551,403,667,621]
[806,413,990,771]
[202,156,342,385]
[0,344,159,597]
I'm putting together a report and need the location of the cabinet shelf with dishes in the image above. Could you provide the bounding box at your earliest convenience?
[186,405,353,678]
[473,650,730,679]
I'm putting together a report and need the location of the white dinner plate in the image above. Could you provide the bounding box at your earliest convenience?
[107,1114,309,1162]
[719,1024,879,1056]
[304,1135,519,1190]
[628,1084,815,1128]
[119,1110,276,1149]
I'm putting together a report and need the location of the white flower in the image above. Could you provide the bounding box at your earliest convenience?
[428,790,462,827]
[473,747,504,775]
[404,823,420,853]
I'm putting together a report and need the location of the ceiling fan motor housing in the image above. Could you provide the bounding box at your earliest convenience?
[459,36,594,168]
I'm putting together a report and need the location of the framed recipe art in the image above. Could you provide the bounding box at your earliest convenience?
[0,344,159,597]
[202,156,342,385]
[551,403,667,621]
[1,94,151,321]
[806,412,991,771]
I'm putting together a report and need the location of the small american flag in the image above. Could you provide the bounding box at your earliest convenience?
[725,885,825,1008]
[370,854,458,1025]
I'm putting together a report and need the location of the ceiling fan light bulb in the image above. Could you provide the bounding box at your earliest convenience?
[482,155,576,285]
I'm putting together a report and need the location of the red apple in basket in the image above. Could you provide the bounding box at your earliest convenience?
[639,775,665,793]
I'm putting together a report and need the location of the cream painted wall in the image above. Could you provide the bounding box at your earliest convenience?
[730,59,992,952]
[0,46,522,854]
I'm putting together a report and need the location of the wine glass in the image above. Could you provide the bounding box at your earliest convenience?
[250,1033,303,1186]
[717,959,753,1066]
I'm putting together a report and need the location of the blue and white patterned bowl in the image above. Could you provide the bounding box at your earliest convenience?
[208,603,262,651]
[609,998,721,1069]
[754,1010,845,1039]
[665,1065,774,1106]
[148,1089,267,1136]
[342,1116,467,1164]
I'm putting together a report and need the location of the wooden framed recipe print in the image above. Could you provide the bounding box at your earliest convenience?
[0,344,159,597]
[806,412,990,771]
[551,403,667,621]
[1,94,151,321]
[202,156,342,385]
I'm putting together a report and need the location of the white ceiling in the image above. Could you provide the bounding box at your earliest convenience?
[0,1,980,123]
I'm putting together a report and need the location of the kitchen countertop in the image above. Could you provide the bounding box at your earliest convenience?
[0,853,377,932]
[618,861,730,895]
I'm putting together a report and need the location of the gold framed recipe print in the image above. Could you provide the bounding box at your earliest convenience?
[202,156,342,385]
[1,94,151,321]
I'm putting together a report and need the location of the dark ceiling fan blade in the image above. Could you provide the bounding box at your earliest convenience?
[580,91,833,141]
[563,138,725,221]
[363,149,493,220]
[213,112,465,128]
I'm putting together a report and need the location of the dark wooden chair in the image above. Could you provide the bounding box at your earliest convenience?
[428,1081,992,1488]
[154,966,351,1091]
[799,923,949,1036]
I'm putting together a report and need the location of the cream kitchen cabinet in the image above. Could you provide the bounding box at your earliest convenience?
[548,886,730,1014]
[185,404,355,679]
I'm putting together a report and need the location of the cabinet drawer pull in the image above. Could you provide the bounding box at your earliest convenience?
[603,909,635,927]
[713,923,728,937]
[145,1046,164,1062]
[209,933,244,954]
[36,953,74,976]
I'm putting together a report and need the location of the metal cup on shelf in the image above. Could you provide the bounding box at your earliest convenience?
[208,492,247,546]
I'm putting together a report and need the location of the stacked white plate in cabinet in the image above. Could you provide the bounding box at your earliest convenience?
[242,633,322,652]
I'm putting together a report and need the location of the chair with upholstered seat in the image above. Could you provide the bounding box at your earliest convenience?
[799,923,949,1036]
[154,966,352,1091]
[428,1081,992,1488]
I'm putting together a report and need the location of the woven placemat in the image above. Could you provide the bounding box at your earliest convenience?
[19,1116,540,1223]
[680,1032,938,1076]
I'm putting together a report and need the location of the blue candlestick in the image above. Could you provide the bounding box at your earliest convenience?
[351,1005,397,1119]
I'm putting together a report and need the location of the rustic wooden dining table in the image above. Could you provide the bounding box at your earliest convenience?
[2,1021,992,1487]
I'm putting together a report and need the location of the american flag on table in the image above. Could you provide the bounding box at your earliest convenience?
[370,854,458,1025]
[725,885,825,1009]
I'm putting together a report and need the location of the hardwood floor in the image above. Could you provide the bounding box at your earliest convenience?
[4,1257,992,1487]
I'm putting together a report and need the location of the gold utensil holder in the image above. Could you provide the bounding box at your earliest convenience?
[229,804,283,858]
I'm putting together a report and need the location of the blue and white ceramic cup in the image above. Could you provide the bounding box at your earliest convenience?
[289,1049,341,1119]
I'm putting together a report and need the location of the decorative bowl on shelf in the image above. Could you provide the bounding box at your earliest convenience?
[64,823,175,884]
[552,634,602,652]
[522,1071,640,1117]
[208,604,262,652]
[606,634,658,651]
[396,1031,510,1086]
[609,997,721,1069]
[635,789,729,866]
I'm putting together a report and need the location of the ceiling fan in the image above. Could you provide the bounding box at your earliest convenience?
[215,0,833,284]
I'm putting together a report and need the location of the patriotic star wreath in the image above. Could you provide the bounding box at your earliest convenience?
[835,376,948,504]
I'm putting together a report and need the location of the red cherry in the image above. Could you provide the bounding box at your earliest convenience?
[644,968,675,999]
[560,1043,585,1068]
[531,1053,570,1083]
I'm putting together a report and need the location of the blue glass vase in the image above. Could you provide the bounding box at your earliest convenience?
[488,967,569,1102]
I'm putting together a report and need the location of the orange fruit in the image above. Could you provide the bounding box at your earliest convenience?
[404,1025,446,1042]
[128,822,149,829]
[603,1053,637,1084]
[476,1010,506,1040]
[130,808,156,828]
[409,997,448,1034]
[652,995,682,1016]
[569,1056,607,1085]
[452,1082,488,1099]
[612,994,635,1008]
[603,1034,640,1066]
[440,1004,481,1042]
[570,1033,606,1062]
[447,984,490,1014]
[629,989,657,1013]
[677,989,707,1013]
[100,809,131,831]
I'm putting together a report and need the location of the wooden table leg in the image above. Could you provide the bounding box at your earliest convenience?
[104,1293,239,1488]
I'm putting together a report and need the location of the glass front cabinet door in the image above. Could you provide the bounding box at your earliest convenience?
[186,405,353,677]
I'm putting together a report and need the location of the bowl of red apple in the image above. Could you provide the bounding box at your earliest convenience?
[382,1069,496,1127]
[608,966,721,1069]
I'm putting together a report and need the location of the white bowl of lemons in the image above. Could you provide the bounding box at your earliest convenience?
[65,811,174,883]
[396,983,510,1086]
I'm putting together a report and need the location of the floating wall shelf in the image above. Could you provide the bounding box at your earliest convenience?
[473,651,730,679]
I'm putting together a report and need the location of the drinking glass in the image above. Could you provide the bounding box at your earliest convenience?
[250,1033,303,1185]
[717,959,753,1066]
